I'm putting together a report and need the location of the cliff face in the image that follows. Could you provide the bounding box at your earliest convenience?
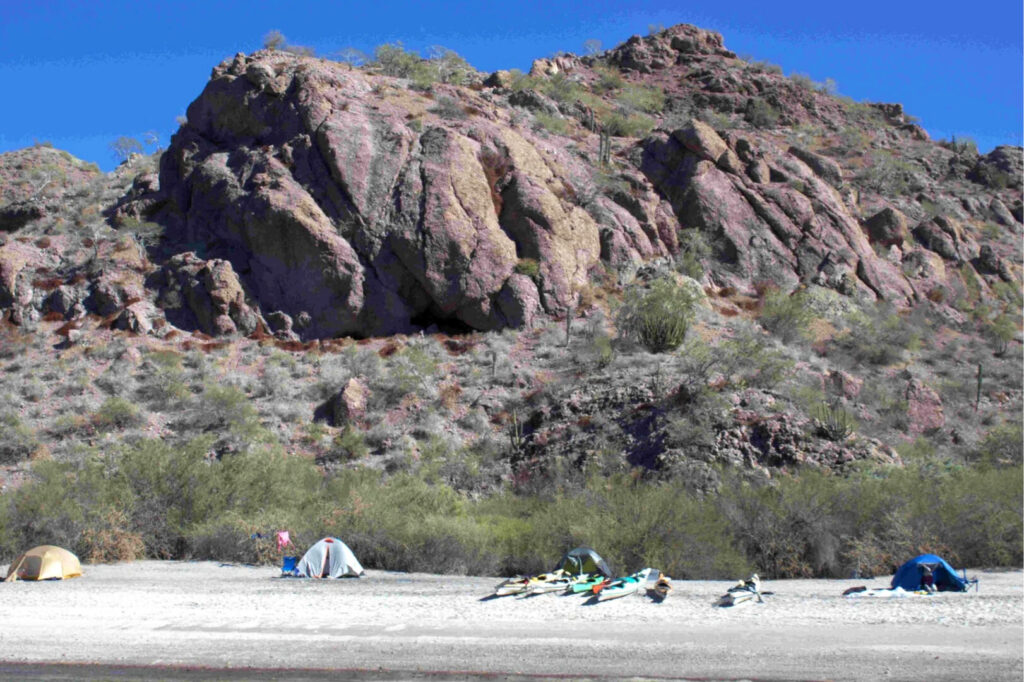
[157,54,612,337]
[131,23,1018,338]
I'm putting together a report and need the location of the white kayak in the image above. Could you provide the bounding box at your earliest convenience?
[598,568,653,602]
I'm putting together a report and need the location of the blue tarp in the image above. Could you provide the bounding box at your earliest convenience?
[890,554,971,592]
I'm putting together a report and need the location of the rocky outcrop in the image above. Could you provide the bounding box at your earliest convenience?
[155,51,616,337]
[639,122,916,300]
[606,24,734,74]
[158,252,260,336]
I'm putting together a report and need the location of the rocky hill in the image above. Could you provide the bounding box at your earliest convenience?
[0,23,1021,498]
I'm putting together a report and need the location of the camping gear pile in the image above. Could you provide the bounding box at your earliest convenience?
[492,547,672,603]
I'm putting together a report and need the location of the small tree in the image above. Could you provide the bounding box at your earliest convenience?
[583,38,603,55]
[617,276,699,353]
[263,29,286,51]
[427,45,472,84]
[143,130,160,152]
[335,46,368,70]
[109,136,143,164]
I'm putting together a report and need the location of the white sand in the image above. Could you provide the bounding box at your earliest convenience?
[1,561,1021,680]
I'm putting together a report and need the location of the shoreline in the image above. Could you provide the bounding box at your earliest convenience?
[1,561,1021,681]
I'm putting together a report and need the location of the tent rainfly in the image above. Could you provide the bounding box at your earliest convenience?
[555,547,613,578]
[4,545,83,582]
[890,553,975,592]
[295,537,364,578]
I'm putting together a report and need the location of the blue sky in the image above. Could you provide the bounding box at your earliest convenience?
[1,0,1020,171]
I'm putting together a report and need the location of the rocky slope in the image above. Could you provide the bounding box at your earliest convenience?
[0,23,1020,488]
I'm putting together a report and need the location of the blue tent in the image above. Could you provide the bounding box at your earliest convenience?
[890,554,973,592]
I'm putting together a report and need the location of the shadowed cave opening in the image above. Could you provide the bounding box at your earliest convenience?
[410,310,476,336]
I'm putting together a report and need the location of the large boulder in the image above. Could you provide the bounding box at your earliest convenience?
[863,207,909,247]
[788,146,843,187]
[905,377,945,435]
[673,120,729,163]
[158,252,260,336]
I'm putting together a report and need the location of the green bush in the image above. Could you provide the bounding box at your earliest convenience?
[0,412,38,464]
[759,288,814,344]
[372,41,422,78]
[746,98,780,128]
[617,276,699,353]
[602,111,655,138]
[431,96,468,120]
[616,85,665,114]
[514,258,541,279]
[838,303,923,366]
[675,229,711,279]
[592,65,624,93]
[972,421,1023,466]
[534,113,569,136]
[539,72,583,104]
[94,397,144,431]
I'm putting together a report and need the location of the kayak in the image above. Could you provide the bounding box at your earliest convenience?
[525,576,573,595]
[569,574,606,593]
[651,572,673,599]
[495,570,566,596]
[598,568,653,602]
[714,574,762,607]
[494,575,531,596]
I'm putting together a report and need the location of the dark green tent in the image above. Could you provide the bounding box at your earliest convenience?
[556,547,613,578]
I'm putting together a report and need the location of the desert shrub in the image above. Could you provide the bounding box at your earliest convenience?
[758,288,814,344]
[136,355,189,411]
[719,327,793,390]
[985,313,1017,355]
[0,412,38,464]
[602,111,655,138]
[326,426,369,462]
[539,72,583,104]
[746,98,780,128]
[506,68,534,92]
[533,112,569,136]
[79,508,146,563]
[592,65,624,93]
[789,73,816,91]
[93,396,144,431]
[696,109,733,130]
[971,421,1023,466]
[617,276,699,353]
[431,96,468,120]
[514,258,541,279]
[617,84,665,114]
[838,303,922,366]
[372,41,422,79]
[854,151,919,195]
[675,229,711,279]
[179,385,269,455]
[426,46,473,85]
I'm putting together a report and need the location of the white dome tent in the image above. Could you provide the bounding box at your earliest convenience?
[294,537,364,578]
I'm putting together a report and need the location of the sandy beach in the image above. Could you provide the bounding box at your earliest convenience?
[0,560,1020,681]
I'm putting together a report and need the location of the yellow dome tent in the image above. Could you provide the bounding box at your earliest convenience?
[4,545,83,582]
